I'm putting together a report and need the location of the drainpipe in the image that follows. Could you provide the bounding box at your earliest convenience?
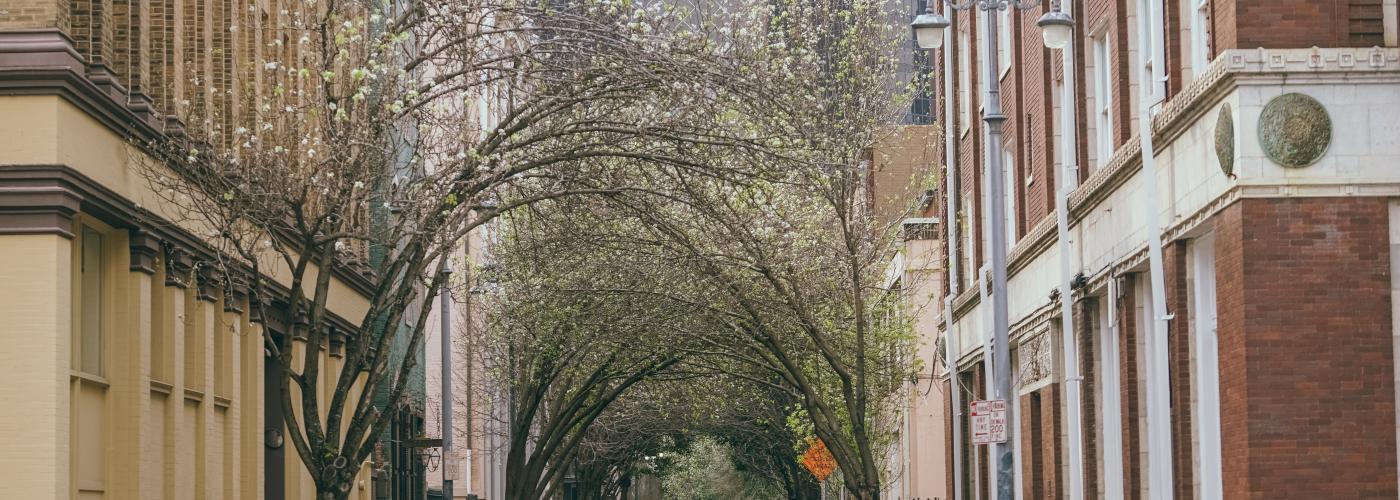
[941,7,964,500]
[1054,5,1086,499]
[1134,6,1175,499]
[1103,277,1126,496]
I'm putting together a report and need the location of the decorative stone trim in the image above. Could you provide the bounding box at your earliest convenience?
[0,184,82,238]
[1215,106,1236,177]
[163,244,193,288]
[248,290,269,325]
[0,165,377,312]
[223,273,248,313]
[0,29,85,69]
[1017,328,1054,389]
[329,328,345,358]
[0,30,164,142]
[128,228,161,274]
[195,263,222,302]
[84,62,127,103]
[292,306,310,341]
[1258,92,1331,168]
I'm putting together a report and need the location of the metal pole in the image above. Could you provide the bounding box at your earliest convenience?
[979,5,1015,499]
[440,259,454,500]
[941,7,964,499]
[1053,3,1086,497]
[1134,3,1174,498]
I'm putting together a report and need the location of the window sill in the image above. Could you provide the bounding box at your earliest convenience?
[70,370,110,388]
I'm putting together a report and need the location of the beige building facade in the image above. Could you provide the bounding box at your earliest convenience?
[0,0,387,498]
[865,125,951,500]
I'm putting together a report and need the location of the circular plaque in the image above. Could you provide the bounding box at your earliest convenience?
[1258,93,1331,168]
[1214,105,1235,177]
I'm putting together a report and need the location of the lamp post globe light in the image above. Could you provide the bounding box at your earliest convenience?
[912,2,1072,500]
[911,10,950,49]
[1036,8,1075,49]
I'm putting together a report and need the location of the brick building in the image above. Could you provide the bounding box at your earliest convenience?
[0,1,426,499]
[928,0,1400,497]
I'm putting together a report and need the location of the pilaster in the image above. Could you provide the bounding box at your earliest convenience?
[0,232,73,500]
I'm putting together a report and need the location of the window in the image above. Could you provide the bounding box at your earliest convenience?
[1181,0,1211,84]
[999,8,1012,78]
[78,226,105,376]
[1098,288,1126,500]
[1193,0,1210,71]
[959,29,971,134]
[1188,234,1224,499]
[72,223,110,500]
[1052,78,1064,194]
[1002,146,1017,245]
[910,0,934,124]
[1137,0,1167,104]
[1091,34,1114,168]
[962,196,974,290]
[976,10,988,97]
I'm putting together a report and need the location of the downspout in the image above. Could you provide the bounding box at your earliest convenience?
[942,6,964,500]
[1055,6,1086,499]
[1103,277,1126,497]
[1134,5,1175,498]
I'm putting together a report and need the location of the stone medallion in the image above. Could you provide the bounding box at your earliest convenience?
[1214,105,1235,177]
[1258,92,1331,168]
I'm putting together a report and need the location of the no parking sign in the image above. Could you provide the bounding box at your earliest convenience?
[971,400,1008,445]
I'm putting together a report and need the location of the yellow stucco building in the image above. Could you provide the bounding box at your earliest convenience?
[0,1,388,499]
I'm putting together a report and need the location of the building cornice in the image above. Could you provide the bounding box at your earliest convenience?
[0,164,364,334]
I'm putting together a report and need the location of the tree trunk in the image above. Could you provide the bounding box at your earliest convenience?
[316,481,353,500]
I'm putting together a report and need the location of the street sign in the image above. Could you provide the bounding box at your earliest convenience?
[444,449,467,481]
[971,399,1008,445]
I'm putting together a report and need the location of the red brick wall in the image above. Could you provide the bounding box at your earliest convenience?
[1020,392,1038,499]
[1215,197,1397,499]
[1118,274,1145,500]
[1075,299,1100,500]
[953,8,984,277]
[1018,386,1066,500]
[1164,241,1196,499]
[945,377,956,498]
[1213,0,1386,49]
[1040,384,1064,500]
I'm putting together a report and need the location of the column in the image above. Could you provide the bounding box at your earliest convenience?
[0,229,74,500]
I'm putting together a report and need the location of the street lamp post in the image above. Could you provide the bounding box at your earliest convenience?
[440,259,455,500]
[913,3,1072,500]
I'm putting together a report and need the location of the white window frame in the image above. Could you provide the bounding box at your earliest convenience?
[1137,0,1168,105]
[1192,0,1211,73]
[1188,234,1224,499]
[1092,33,1114,168]
[1101,282,1127,500]
[1003,146,1017,245]
[999,7,1012,79]
[962,196,975,291]
[1052,78,1064,194]
[960,28,972,136]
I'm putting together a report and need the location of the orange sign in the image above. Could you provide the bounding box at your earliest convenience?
[800,438,838,482]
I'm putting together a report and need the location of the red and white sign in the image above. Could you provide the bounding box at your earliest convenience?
[971,399,1008,445]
